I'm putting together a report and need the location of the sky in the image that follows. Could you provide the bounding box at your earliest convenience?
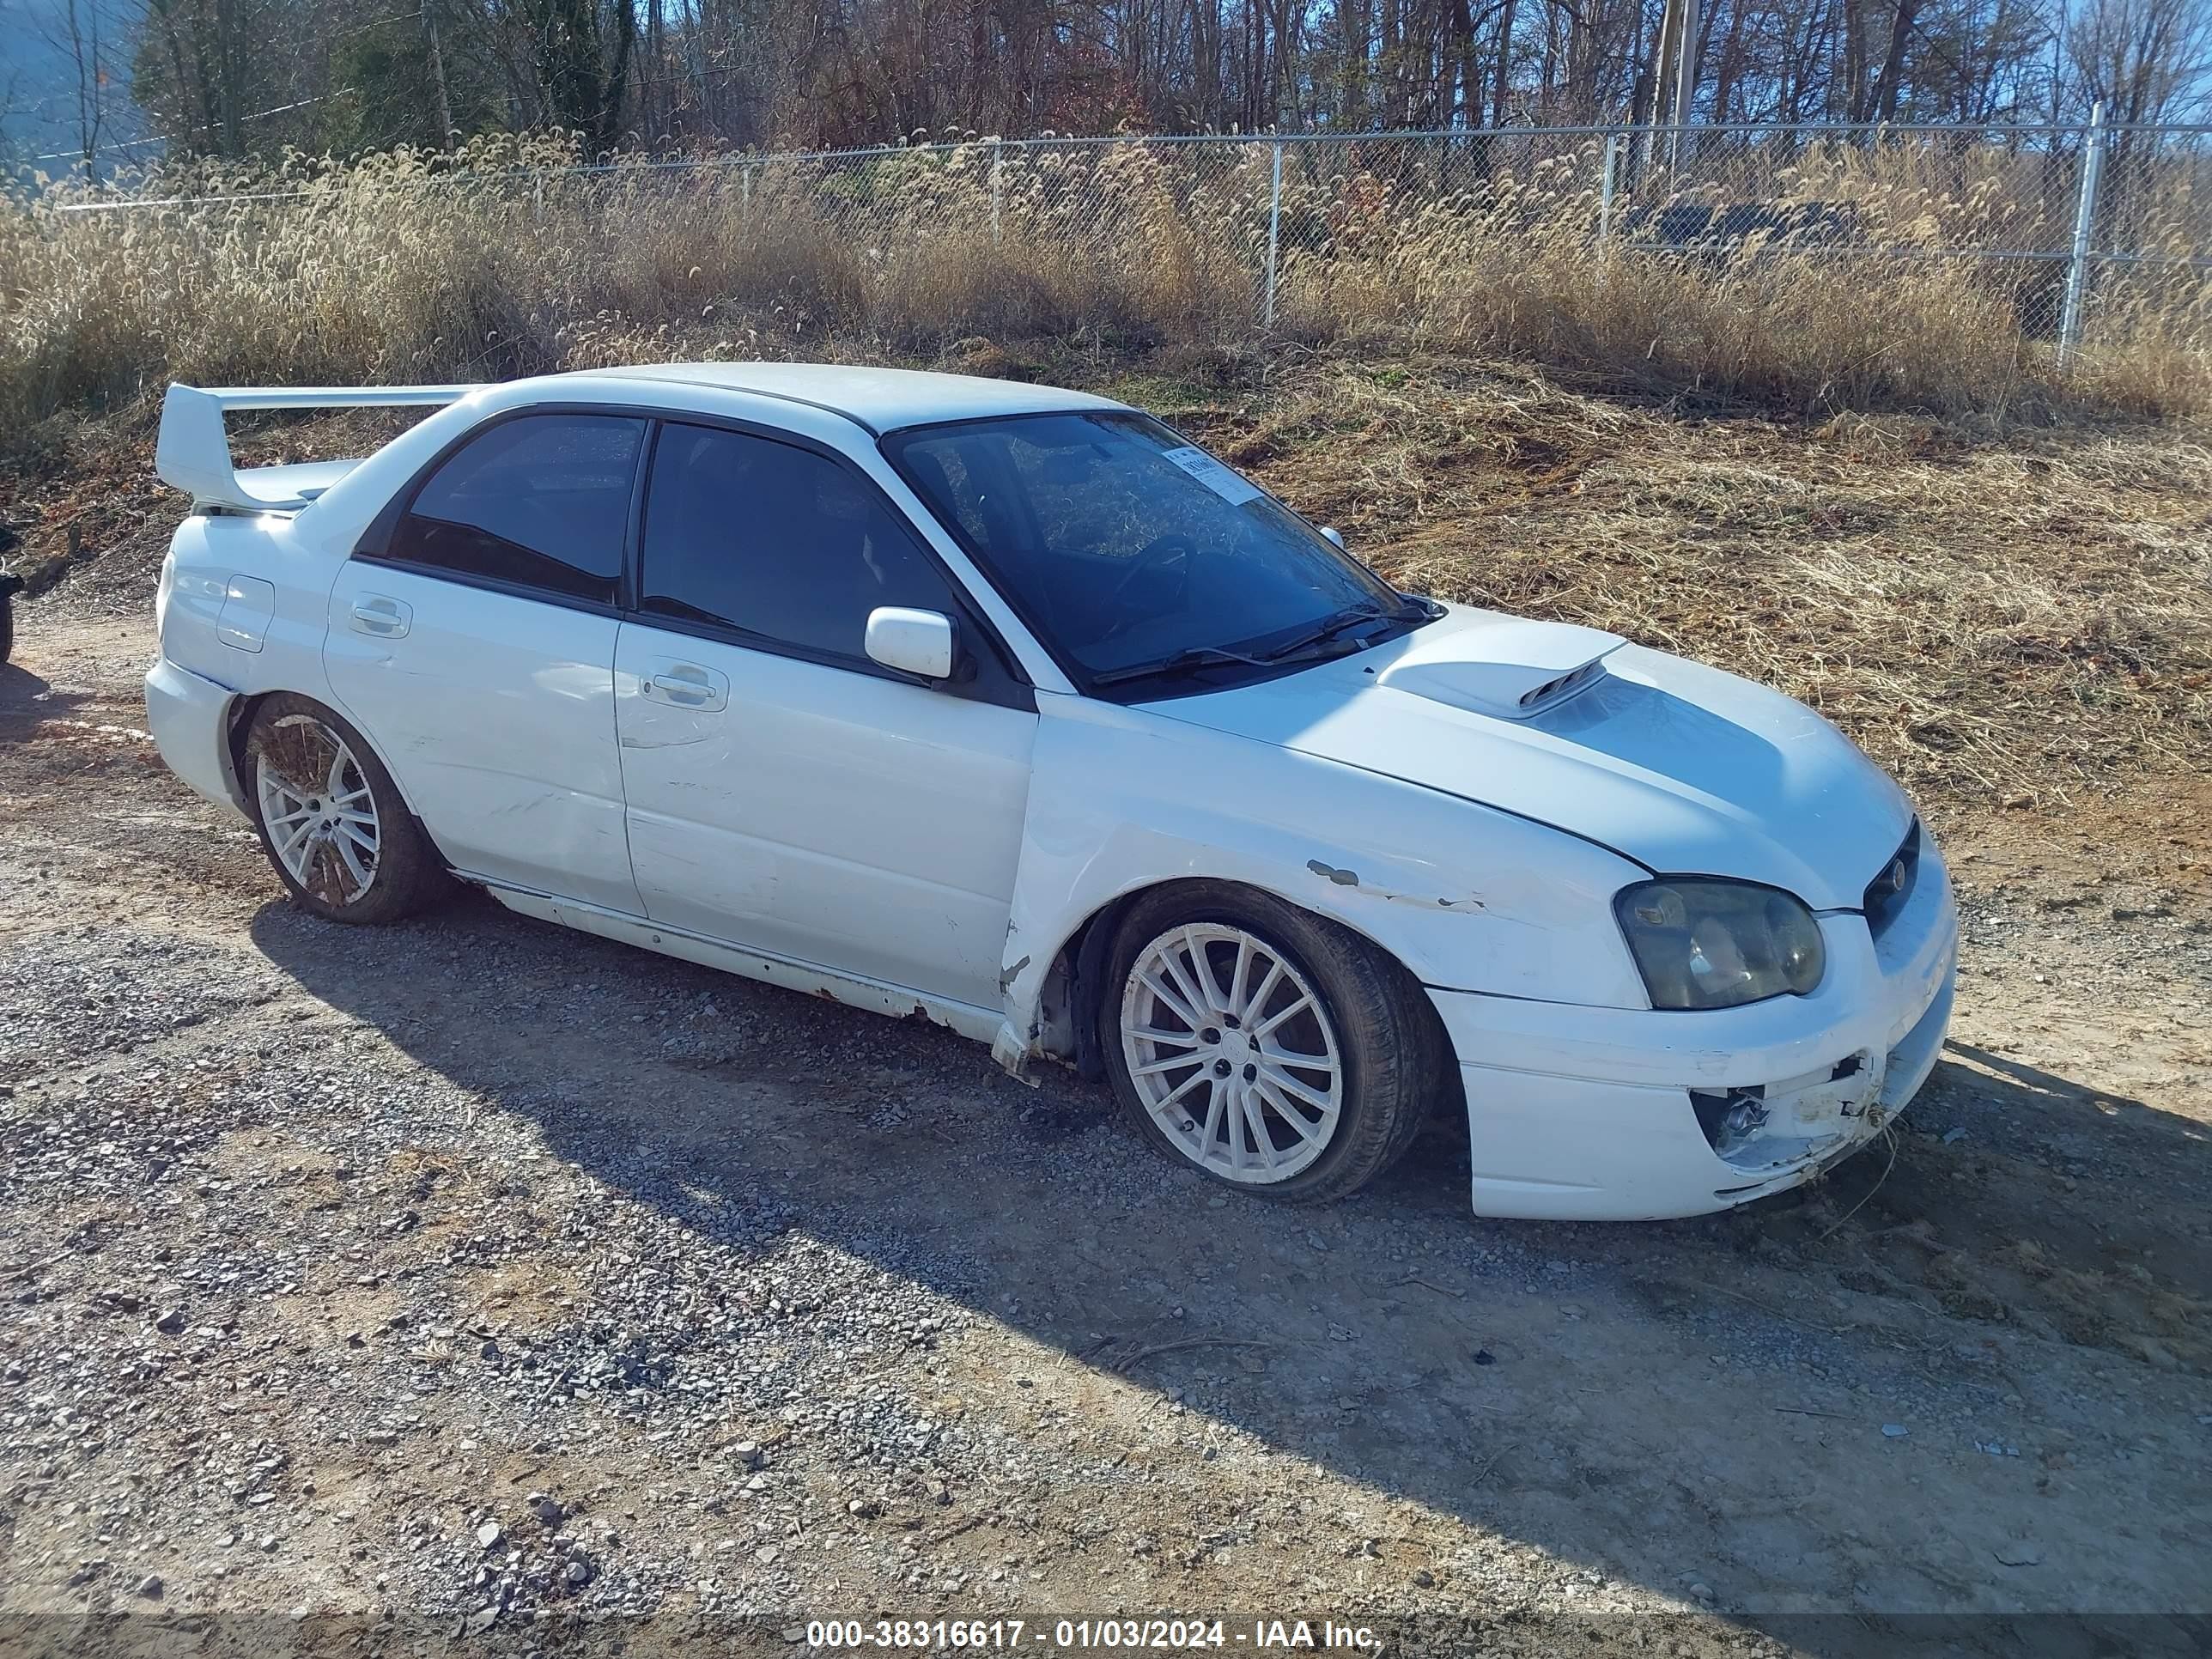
[1,0,151,170]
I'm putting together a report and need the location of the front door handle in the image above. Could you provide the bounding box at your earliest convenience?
[643,659,728,712]
[350,594,411,638]
[651,673,714,705]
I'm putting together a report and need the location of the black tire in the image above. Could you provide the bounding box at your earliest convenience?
[0,592,14,666]
[241,693,445,925]
[1099,882,1447,1205]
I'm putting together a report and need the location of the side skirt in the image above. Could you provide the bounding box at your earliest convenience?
[468,877,1006,1048]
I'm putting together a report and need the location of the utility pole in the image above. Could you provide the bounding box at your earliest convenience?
[423,1,454,146]
[214,0,243,155]
[644,0,662,149]
[1668,0,1698,169]
[1638,0,1684,182]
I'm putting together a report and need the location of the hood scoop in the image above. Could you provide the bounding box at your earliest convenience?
[1374,617,1626,720]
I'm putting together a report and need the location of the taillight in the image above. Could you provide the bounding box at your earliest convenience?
[155,545,176,640]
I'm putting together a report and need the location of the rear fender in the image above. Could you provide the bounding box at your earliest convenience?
[157,514,345,700]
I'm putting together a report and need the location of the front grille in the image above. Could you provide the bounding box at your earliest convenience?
[1863,819,1921,939]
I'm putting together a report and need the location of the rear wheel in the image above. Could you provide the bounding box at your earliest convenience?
[0,590,14,665]
[243,695,443,925]
[1101,884,1443,1204]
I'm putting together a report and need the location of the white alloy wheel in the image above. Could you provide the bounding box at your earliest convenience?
[1118,922,1345,1183]
[254,714,381,908]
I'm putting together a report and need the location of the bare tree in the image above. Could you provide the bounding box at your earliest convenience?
[0,3,27,162]
[35,0,131,169]
[60,0,2212,162]
[2065,0,2212,120]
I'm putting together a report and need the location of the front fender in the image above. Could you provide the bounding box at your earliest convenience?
[1000,694,1653,1057]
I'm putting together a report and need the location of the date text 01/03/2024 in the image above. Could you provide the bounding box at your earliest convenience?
[803,1619,1387,1652]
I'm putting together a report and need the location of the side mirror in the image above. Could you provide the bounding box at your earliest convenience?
[1320,526,1346,551]
[865,606,956,680]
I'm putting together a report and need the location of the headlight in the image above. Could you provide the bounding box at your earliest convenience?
[1613,879,1825,1010]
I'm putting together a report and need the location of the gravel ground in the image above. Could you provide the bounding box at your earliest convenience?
[2,609,2208,1658]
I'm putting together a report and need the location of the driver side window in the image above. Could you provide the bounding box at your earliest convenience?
[639,423,960,667]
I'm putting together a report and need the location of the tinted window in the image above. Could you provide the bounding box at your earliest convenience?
[885,413,1407,686]
[392,415,646,605]
[641,423,958,664]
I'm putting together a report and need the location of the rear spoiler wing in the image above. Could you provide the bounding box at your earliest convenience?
[155,382,483,512]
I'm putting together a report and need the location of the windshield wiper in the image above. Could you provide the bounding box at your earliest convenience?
[1089,644,1276,688]
[1254,603,1412,664]
[1090,601,1427,690]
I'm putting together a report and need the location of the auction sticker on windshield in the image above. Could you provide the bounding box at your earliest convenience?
[1160,445,1264,505]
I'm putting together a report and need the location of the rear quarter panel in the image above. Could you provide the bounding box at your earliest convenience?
[159,514,343,705]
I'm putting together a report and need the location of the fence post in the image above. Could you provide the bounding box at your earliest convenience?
[1598,132,1620,259]
[1263,138,1285,331]
[740,164,751,224]
[2058,101,2107,370]
[990,139,1003,246]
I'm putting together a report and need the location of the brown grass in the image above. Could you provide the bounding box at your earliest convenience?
[3,124,2203,809]
[3,131,2209,431]
[1140,356,2212,804]
[1280,244,2041,412]
[6,335,2205,817]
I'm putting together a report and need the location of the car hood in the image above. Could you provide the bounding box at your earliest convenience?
[1142,604,1913,909]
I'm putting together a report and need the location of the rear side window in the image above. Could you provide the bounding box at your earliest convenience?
[392,415,646,605]
[640,422,958,665]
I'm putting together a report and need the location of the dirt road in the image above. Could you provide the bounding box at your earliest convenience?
[2,607,2207,1656]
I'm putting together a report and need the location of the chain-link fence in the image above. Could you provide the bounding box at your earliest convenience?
[45,118,2212,373]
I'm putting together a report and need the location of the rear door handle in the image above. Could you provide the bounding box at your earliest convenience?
[350,595,411,638]
[644,659,728,712]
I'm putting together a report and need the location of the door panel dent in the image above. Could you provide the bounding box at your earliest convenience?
[993,695,1650,1072]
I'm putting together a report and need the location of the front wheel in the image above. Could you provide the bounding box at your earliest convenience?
[243,694,444,925]
[1100,884,1444,1204]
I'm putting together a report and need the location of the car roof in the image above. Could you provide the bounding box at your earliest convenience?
[554,362,1129,435]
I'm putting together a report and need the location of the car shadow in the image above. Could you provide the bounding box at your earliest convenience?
[1942,1039,2156,1121]
[0,659,92,741]
[244,892,2207,1649]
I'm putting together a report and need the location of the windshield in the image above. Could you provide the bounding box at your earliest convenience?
[883,412,1418,690]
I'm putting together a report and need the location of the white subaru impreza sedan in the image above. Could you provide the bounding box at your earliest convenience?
[144,363,1957,1219]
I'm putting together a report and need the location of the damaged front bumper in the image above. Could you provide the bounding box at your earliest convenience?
[1429,842,1960,1222]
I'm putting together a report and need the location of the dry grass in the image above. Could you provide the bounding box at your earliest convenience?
[6,333,2205,816]
[1147,356,2212,802]
[3,131,2209,433]
[1,122,2203,809]
[1281,242,2045,412]
[1267,137,2166,416]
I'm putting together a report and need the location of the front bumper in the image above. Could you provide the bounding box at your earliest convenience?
[1430,844,1960,1221]
[145,656,248,819]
